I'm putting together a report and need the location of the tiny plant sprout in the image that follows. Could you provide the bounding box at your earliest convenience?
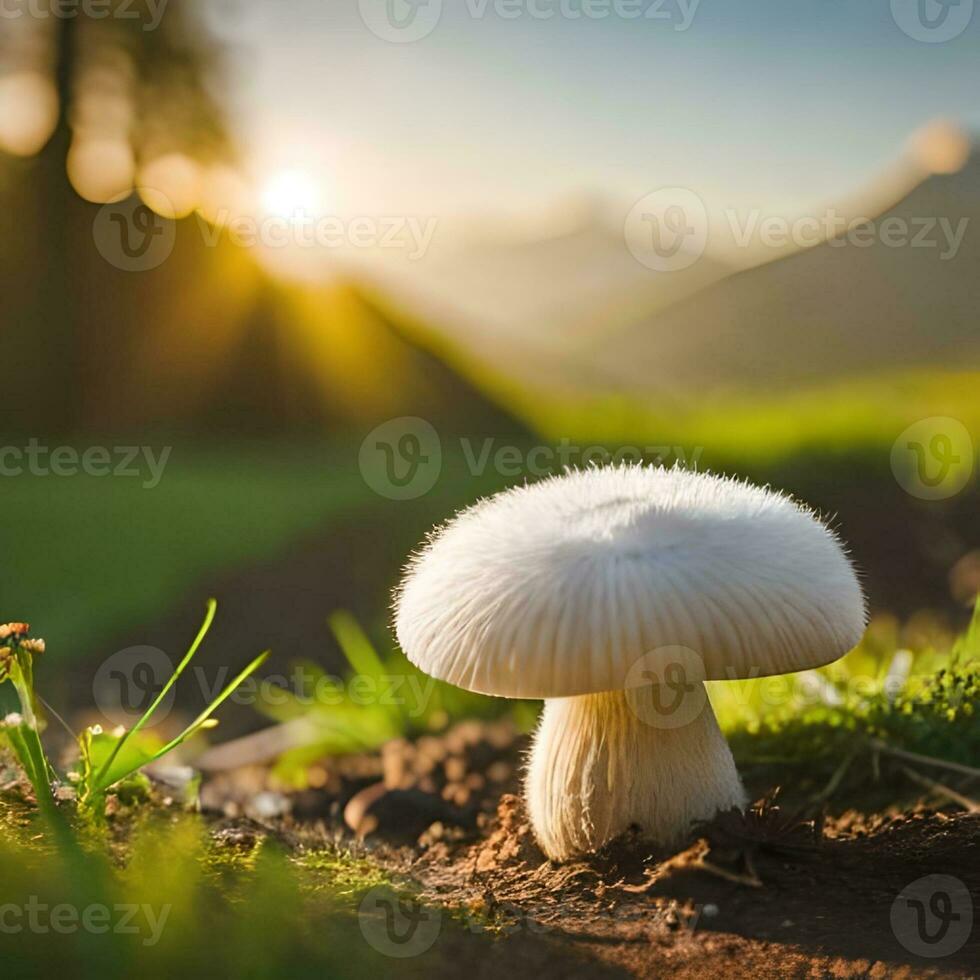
[0,604,268,822]
[394,465,866,861]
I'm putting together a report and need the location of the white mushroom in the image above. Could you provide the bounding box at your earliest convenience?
[394,465,866,861]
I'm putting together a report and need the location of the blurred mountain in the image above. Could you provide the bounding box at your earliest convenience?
[590,148,980,399]
[363,198,732,395]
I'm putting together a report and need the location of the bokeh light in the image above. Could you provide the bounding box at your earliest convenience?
[908,118,971,175]
[260,169,322,220]
[197,162,251,225]
[139,152,203,219]
[66,136,136,203]
[0,71,59,157]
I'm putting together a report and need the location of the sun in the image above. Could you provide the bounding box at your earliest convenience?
[260,169,323,220]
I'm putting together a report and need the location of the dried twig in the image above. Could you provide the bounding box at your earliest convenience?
[810,748,857,805]
[869,739,980,781]
[698,857,762,888]
[901,766,980,813]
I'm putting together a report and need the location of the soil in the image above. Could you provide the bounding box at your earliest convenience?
[195,720,980,979]
[394,796,980,979]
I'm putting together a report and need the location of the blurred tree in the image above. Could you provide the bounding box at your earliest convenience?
[0,0,234,434]
[0,1,524,440]
[0,1,231,197]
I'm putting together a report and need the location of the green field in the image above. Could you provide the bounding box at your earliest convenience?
[1,444,368,662]
[0,440,524,665]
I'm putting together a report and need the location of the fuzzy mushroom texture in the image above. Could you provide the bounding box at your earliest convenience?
[394,465,866,861]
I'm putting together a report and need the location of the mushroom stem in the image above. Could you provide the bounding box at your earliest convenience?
[526,685,746,861]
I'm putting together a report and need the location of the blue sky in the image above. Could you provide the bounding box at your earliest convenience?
[224,0,980,220]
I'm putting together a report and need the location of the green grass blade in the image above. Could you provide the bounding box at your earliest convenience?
[328,611,410,728]
[92,598,217,791]
[96,650,270,791]
[328,611,386,681]
[7,665,56,810]
[5,724,45,798]
[953,595,980,661]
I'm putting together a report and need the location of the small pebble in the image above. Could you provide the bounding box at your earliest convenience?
[487,761,512,784]
[247,791,292,821]
[445,756,467,782]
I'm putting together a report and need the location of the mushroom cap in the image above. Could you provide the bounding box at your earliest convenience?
[394,466,866,699]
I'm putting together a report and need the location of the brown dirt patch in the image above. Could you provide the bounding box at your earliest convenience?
[193,717,979,977]
[383,795,979,978]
